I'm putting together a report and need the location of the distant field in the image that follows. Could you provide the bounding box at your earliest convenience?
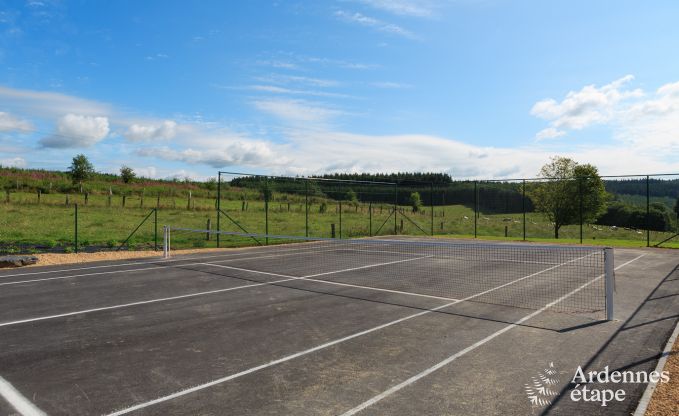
[2,189,677,254]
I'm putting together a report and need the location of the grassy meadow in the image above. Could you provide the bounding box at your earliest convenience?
[2,186,678,254]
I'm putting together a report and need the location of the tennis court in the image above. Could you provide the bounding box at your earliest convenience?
[0,232,677,415]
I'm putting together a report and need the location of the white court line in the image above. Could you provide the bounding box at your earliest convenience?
[201,255,456,302]
[328,248,560,265]
[0,243,339,278]
[0,256,429,328]
[0,247,351,287]
[103,249,601,415]
[0,375,47,416]
[339,254,647,416]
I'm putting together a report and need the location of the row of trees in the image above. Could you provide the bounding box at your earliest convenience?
[64,154,679,238]
[69,154,136,184]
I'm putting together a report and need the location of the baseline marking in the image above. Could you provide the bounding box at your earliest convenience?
[0,247,358,287]
[0,375,47,416]
[0,243,340,279]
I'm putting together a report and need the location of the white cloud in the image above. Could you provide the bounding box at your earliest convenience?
[0,112,32,132]
[0,157,26,168]
[355,0,436,17]
[132,166,157,178]
[335,10,417,39]
[138,140,286,169]
[252,98,345,124]
[532,76,679,154]
[535,127,566,140]
[530,75,643,133]
[39,114,110,148]
[0,86,112,118]
[371,81,412,89]
[246,85,354,99]
[125,120,178,141]
[254,74,340,88]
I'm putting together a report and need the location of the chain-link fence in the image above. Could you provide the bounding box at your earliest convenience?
[3,172,679,254]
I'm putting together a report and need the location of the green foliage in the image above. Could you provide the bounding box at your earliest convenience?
[205,177,217,191]
[597,202,674,231]
[120,166,136,184]
[68,154,95,184]
[527,157,607,238]
[409,192,423,212]
[319,202,327,213]
[345,189,358,204]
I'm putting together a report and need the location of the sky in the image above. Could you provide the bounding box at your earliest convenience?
[1,0,679,180]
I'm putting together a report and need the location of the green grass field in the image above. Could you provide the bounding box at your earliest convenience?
[1,190,677,254]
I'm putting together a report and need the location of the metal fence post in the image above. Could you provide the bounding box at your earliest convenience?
[305,180,309,237]
[646,175,650,247]
[605,247,615,320]
[74,203,78,253]
[579,177,583,244]
[217,172,221,248]
[369,201,372,236]
[474,181,478,238]
[265,176,269,245]
[339,200,342,239]
[430,182,434,236]
[154,208,158,250]
[394,183,398,235]
[522,179,526,241]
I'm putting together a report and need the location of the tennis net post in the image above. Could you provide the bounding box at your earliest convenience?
[163,225,170,259]
[605,247,615,321]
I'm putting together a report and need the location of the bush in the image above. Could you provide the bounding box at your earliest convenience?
[319,202,327,213]
[597,202,674,231]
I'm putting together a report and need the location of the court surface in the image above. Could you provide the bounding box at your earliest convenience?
[0,239,677,416]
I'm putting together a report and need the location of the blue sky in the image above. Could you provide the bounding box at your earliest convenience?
[1,0,679,180]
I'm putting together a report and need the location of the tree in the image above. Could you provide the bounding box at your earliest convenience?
[526,157,606,238]
[345,189,358,203]
[409,192,423,212]
[120,166,136,184]
[204,177,217,192]
[68,154,95,185]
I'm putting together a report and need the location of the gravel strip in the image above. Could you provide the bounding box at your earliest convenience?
[644,326,679,416]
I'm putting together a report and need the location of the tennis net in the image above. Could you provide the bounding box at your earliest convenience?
[163,227,615,320]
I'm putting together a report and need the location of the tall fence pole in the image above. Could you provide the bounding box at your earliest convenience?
[474,181,479,238]
[339,200,342,239]
[394,183,398,235]
[305,180,309,237]
[265,176,269,245]
[522,179,526,241]
[369,201,372,236]
[154,208,158,250]
[216,172,221,248]
[579,178,583,244]
[646,175,650,247]
[74,203,78,253]
[430,183,434,236]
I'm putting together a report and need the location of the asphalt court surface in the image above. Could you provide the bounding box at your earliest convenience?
[0,240,677,415]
